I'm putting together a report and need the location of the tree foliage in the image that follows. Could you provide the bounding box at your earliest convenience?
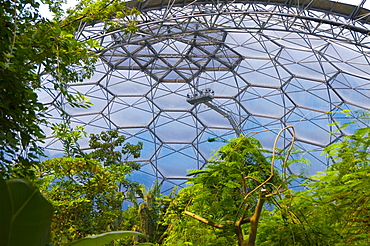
[162,136,283,246]
[161,123,370,245]
[0,177,147,246]
[0,0,139,178]
[33,128,143,245]
[257,125,370,246]
[123,182,175,244]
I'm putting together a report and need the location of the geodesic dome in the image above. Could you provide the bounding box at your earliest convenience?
[40,0,370,191]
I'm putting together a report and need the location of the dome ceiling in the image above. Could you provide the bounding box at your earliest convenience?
[40,0,370,191]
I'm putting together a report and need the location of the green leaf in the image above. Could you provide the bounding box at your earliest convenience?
[65,231,145,246]
[0,179,53,246]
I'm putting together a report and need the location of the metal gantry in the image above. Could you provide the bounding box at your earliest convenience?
[40,0,370,191]
[187,88,243,136]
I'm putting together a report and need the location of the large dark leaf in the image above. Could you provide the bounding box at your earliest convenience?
[0,179,53,246]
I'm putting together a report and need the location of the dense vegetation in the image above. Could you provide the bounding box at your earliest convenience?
[33,128,143,245]
[1,0,369,245]
[0,0,138,178]
[257,123,370,246]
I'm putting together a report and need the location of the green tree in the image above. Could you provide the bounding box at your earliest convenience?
[0,178,145,246]
[257,124,370,246]
[33,127,143,245]
[125,182,177,244]
[163,136,285,246]
[0,0,139,178]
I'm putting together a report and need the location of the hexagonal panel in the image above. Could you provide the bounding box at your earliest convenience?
[156,144,200,177]
[284,78,342,112]
[107,97,158,127]
[153,112,201,143]
[240,87,294,118]
[285,108,341,146]
[330,73,370,108]
[152,83,192,110]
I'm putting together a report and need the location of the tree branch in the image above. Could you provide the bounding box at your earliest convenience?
[247,189,267,246]
[184,211,228,229]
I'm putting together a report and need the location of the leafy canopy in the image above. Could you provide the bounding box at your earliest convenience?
[257,123,370,246]
[163,136,282,246]
[0,0,139,177]
[33,127,143,245]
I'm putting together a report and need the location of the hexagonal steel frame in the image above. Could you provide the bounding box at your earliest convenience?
[40,0,370,191]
